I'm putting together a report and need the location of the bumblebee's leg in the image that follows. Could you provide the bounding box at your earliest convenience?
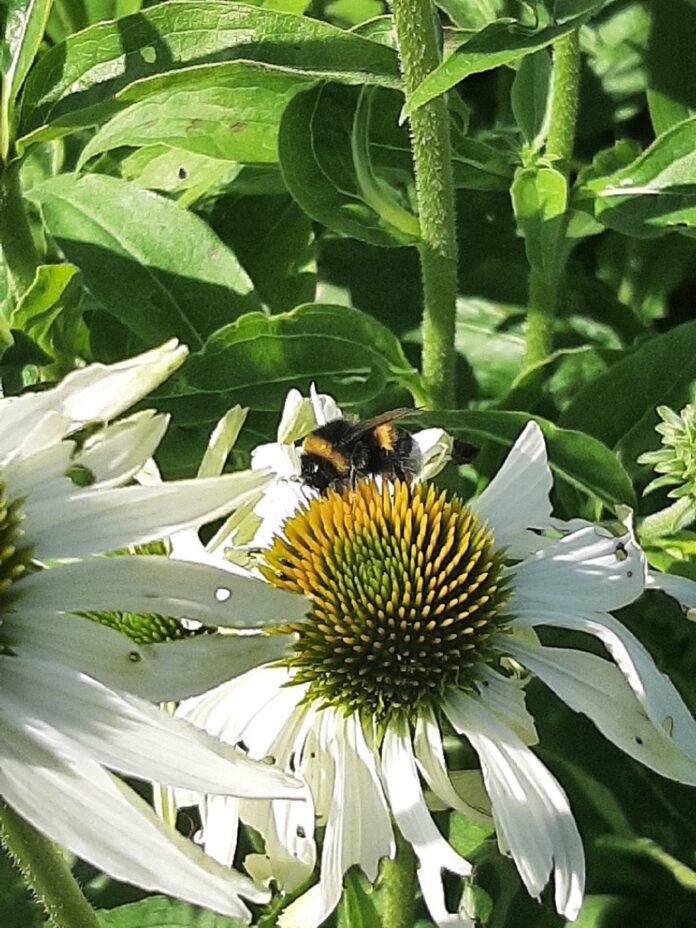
[349,443,370,487]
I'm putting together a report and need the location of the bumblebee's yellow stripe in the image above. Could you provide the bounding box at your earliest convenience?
[374,423,397,451]
[303,436,350,473]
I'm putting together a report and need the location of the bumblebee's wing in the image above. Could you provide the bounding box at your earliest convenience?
[351,408,422,436]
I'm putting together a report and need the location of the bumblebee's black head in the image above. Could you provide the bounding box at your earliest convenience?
[300,423,352,492]
[299,452,343,492]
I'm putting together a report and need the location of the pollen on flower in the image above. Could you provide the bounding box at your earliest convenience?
[260,479,509,719]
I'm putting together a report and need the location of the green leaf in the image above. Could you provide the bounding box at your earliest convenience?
[646,0,696,135]
[97,895,245,927]
[279,83,419,246]
[510,164,568,278]
[178,303,420,420]
[559,320,696,486]
[10,262,83,358]
[405,1,602,115]
[587,116,696,238]
[26,174,259,349]
[418,409,636,509]
[209,193,315,312]
[1,0,52,158]
[120,146,239,202]
[18,0,399,145]
[510,49,551,148]
[336,868,381,928]
[78,63,314,168]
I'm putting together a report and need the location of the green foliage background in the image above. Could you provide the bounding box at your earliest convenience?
[1,0,695,926]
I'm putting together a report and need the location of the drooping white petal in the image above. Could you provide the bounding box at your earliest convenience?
[508,523,645,613]
[18,555,308,627]
[444,691,585,920]
[75,411,169,488]
[511,609,696,763]
[414,708,492,823]
[281,709,393,928]
[199,794,241,867]
[241,704,317,892]
[5,610,290,702]
[506,639,696,784]
[0,722,263,920]
[0,655,299,797]
[22,471,272,558]
[383,719,473,928]
[474,665,539,746]
[473,422,553,553]
[646,570,696,620]
[179,665,303,744]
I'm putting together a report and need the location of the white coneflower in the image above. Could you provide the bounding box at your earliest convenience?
[0,342,308,921]
[176,395,696,927]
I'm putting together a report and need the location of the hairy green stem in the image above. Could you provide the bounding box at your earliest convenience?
[0,160,40,296]
[0,801,101,928]
[523,28,580,370]
[381,827,418,928]
[391,0,458,409]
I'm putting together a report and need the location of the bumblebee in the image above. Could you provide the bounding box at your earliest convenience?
[299,409,478,494]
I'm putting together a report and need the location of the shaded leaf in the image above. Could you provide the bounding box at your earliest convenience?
[175,303,420,421]
[27,174,258,349]
[0,0,52,157]
[78,63,314,167]
[279,83,419,246]
[587,117,696,238]
[416,408,636,508]
[97,895,244,927]
[18,0,399,145]
[559,320,696,486]
[405,1,602,114]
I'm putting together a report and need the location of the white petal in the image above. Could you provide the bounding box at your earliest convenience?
[3,438,74,500]
[18,555,308,627]
[0,722,263,920]
[308,384,342,428]
[414,428,454,480]
[282,709,393,928]
[383,719,472,928]
[198,406,248,478]
[51,339,187,427]
[23,471,272,558]
[509,523,645,613]
[506,638,696,784]
[0,408,68,464]
[6,609,290,702]
[252,441,302,479]
[199,794,241,867]
[414,708,492,823]
[473,422,553,554]
[647,570,696,621]
[511,609,696,763]
[76,411,169,488]
[1,655,299,798]
[240,704,317,891]
[178,665,303,745]
[444,691,585,920]
[475,666,538,746]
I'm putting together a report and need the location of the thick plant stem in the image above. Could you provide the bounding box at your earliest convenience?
[391,0,458,409]
[381,828,418,928]
[522,28,580,370]
[0,801,101,928]
[0,160,40,296]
